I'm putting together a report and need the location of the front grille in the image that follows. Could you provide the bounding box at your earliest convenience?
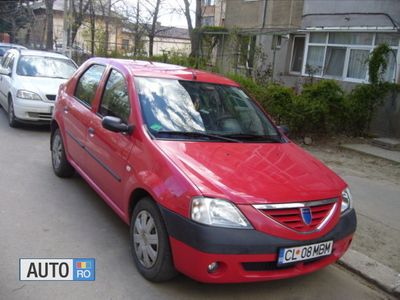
[254,198,337,232]
[46,94,56,101]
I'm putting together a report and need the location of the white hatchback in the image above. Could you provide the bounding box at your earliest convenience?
[0,49,77,127]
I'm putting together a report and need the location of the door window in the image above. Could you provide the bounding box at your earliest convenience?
[99,69,130,123]
[75,64,105,107]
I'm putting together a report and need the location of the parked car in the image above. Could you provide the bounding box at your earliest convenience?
[50,58,356,283]
[0,49,77,127]
[0,42,26,58]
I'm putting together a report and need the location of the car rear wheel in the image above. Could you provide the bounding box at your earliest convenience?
[130,197,177,282]
[51,128,75,177]
[8,98,19,128]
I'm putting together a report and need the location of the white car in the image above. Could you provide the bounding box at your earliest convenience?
[0,49,77,127]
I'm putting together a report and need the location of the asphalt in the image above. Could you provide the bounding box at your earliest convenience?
[0,109,394,300]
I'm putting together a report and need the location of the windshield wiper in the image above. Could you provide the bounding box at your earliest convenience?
[221,133,282,142]
[154,130,241,143]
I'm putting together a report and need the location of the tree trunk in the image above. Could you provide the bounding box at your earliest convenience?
[149,0,161,57]
[134,0,140,56]
[89,0,95,55]
[183,0,201,58]
[45,0,54,50]
[104,0,111,54]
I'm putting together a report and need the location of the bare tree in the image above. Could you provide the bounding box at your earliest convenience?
[148,0,162,57]
[70,0,90,45]
[181,0,201,57]
[45,0,54,50]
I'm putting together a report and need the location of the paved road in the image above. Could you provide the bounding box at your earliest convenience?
[0,110,392,300]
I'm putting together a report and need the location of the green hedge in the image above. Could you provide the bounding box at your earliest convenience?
[228,74,398,136]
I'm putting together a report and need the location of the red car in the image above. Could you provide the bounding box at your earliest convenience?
[51,58,356,283]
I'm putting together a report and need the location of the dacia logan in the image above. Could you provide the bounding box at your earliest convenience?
[51,58,356,283]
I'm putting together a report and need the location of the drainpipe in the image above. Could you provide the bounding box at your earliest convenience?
[262,0,267,28]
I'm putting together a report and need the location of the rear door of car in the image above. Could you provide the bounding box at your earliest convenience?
[84,67,133,210]
[62,64,106,172]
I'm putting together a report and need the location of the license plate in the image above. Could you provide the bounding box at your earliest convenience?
[278,240,333,265]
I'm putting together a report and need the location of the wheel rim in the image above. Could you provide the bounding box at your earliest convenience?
[52,134,63,170]
[133,210,159,268]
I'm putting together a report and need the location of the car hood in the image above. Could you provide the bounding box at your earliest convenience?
[16,76,67,98]
[155,140,346,205]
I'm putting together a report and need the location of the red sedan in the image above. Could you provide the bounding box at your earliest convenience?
[50,58,356,283]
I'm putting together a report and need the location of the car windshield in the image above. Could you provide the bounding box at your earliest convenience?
[135,77,282,143]
[16,55,77,79]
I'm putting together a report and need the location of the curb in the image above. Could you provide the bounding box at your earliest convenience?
[340,144,400,164]
[338,249,400,297]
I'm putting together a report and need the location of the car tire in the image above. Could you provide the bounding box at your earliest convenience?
[8,98,19,128]
[130,197,178,282]
[51,128,75,178]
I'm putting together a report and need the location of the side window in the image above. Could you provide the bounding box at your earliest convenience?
[75,64,105,107]
[1,53,10,68]
[7,54,15,70]
[99,69,130,123]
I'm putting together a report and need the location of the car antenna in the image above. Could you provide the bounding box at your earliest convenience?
[191,70,197,80]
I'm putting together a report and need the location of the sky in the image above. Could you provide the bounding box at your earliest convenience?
[124,0,195,29]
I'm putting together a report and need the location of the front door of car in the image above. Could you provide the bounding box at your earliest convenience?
[84,68,133,210]
[63,64,106,171]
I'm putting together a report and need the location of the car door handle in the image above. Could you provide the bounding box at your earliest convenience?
[63,106,69,113]
[88,127,95,137]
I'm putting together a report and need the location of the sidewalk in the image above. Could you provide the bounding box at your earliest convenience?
[302,140,400,296]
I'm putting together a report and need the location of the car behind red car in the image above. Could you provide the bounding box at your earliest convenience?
[51,58,356,283]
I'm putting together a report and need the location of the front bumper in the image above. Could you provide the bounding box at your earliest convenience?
[160,207,356,283]
[13,98,53,122]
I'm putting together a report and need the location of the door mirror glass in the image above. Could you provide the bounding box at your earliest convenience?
[102,116,134,134]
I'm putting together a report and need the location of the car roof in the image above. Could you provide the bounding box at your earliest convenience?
[88,58,239,86]
[0,42,27,49]
[17,49,71,59]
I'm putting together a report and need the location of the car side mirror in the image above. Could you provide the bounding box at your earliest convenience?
[277,125,289,136]
[102,116,134,134]
[0,67,11,76]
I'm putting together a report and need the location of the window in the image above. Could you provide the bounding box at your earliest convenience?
[122,39,129,50]
[290,36,305,73]
[324,47,346,77]
[203,0,214,5]
[347,49,369,79]
[75,64,105,107]
[302,32,400,82]
[99,69,130,122]
[306,46,324,75]
[202,16,215,26]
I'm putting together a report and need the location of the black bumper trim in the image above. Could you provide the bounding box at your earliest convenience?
[159,206,357,255]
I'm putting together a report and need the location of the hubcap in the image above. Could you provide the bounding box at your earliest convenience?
[133,210,159,268]
[52,134,63,170]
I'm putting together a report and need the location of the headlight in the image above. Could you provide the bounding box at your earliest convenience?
[191,197,252,229]
[17,90,42,101]
[341,187,353,213]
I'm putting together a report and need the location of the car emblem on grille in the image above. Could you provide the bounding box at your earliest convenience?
[300,207,312,225]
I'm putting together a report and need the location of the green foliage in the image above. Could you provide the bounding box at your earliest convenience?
[295,80,345,134]
[368,43,392,85]
[226,74,400,136]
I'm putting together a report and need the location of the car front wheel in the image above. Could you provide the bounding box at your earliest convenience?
[51,128,75,177]
[130,197,177,282]
[8,98,18,128]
